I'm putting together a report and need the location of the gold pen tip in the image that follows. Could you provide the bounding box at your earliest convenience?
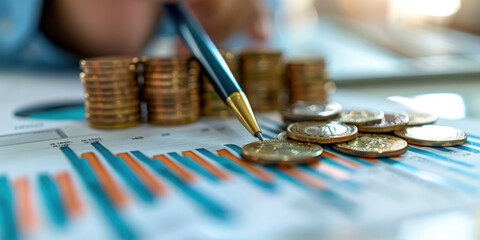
[255,132,264,141]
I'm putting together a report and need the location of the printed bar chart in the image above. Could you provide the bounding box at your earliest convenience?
[2,117,480,239]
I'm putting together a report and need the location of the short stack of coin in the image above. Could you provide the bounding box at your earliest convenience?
[80,57,141,129]
[201,50,239,117]
[286,59,335,104]
[240,50,286,111]
[142,56,201,125]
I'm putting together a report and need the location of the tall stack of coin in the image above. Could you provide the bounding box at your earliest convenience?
[240,50,286,111]
[286,59,335,104]
[80,57,141,129]
[142,56,201,125]
[201,50,239,117]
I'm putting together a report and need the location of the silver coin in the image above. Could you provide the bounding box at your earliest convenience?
[358,113,409,133]
[281,101,342,121]
[336,110,384,126]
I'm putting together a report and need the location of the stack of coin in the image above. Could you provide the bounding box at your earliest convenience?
[240,50,286,111]
[201,50,239,117]
[286,59,335,104]
[142,56,201,125]
[80,57,141,129]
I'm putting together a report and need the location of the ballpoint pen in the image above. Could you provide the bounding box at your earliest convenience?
[164,3,263,141]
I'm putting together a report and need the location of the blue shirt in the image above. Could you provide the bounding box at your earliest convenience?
[0,0,80,69]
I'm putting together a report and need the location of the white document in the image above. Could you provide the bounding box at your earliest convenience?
[1,71,480,240]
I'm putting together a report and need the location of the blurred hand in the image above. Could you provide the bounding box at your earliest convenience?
[40,0,269,57]
[186,0,270,43]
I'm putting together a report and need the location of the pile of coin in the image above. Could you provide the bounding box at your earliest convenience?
[243,104,468,165]
[80,57,141,129]
[285,59,335,104]
[141,56,201,125]
[240,50,287,111]
[201,50,239,117]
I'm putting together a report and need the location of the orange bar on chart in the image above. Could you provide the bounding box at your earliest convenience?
[319,152,364,168]
[278,166,327,190]
[13,178,35,233]
[313,163,350,181]
[55,172,84,217]
[325,151,380,165]
[216,149,274,184]
[152,155,196,183]
[116,153,167,197]
[81,152,128,208]
[182,151,231,181]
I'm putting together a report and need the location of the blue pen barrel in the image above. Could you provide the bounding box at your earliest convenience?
[164,3,241,101]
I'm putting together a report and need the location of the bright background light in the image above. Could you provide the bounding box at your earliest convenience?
[390,0,461,18]
[410,0,461,17]
[388,93,466,120]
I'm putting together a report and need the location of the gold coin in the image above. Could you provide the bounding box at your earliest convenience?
[148,110,199,118]
[287,121,358,144]
[85,93,139,102]
[145,96,200,105]
[147,106,199,114]
[148,116,199,125]
[140,56,192,65]
[281,101,342,121]
[333,134,407,158]
[80,56,135,69]
[357,113,409,133]
[202,110,231,118]
[147,110,199,118]
[80,72,137,82]
[287,58,326,69]
[143,87,198,95]
[144,78,197,87]
[86,106,140,116]
[81,66,136,75]
[394,125,467,147]
[85,100,140,109]
[82,80,138,90]
[89,121,141,129]
[241,139,323,165]
[336,110,384,126]
[143,83,198,91]
[86,111,141,119]
[405,111,438,126]
[85,86,140,94]
[144,72,191,79]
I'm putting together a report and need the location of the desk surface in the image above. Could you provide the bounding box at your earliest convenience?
[1,70,480,240]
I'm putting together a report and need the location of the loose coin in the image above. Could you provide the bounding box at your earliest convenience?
[241,139,323,165]
[336,110,384,126]
[277,131,288,140]
[333,134,408,158]
[281,101,342,121]
[287,121,358,144]
[394,125,467,147]
[405,111,438,126]
[357,113,409,133]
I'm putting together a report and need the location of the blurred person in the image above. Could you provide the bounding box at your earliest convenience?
[0,0,270,69]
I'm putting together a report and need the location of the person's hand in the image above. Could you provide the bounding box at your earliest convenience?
[186,0,270,43]
[40,0,270,57]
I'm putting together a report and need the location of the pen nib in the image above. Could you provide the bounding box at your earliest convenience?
[255,132,264,141]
